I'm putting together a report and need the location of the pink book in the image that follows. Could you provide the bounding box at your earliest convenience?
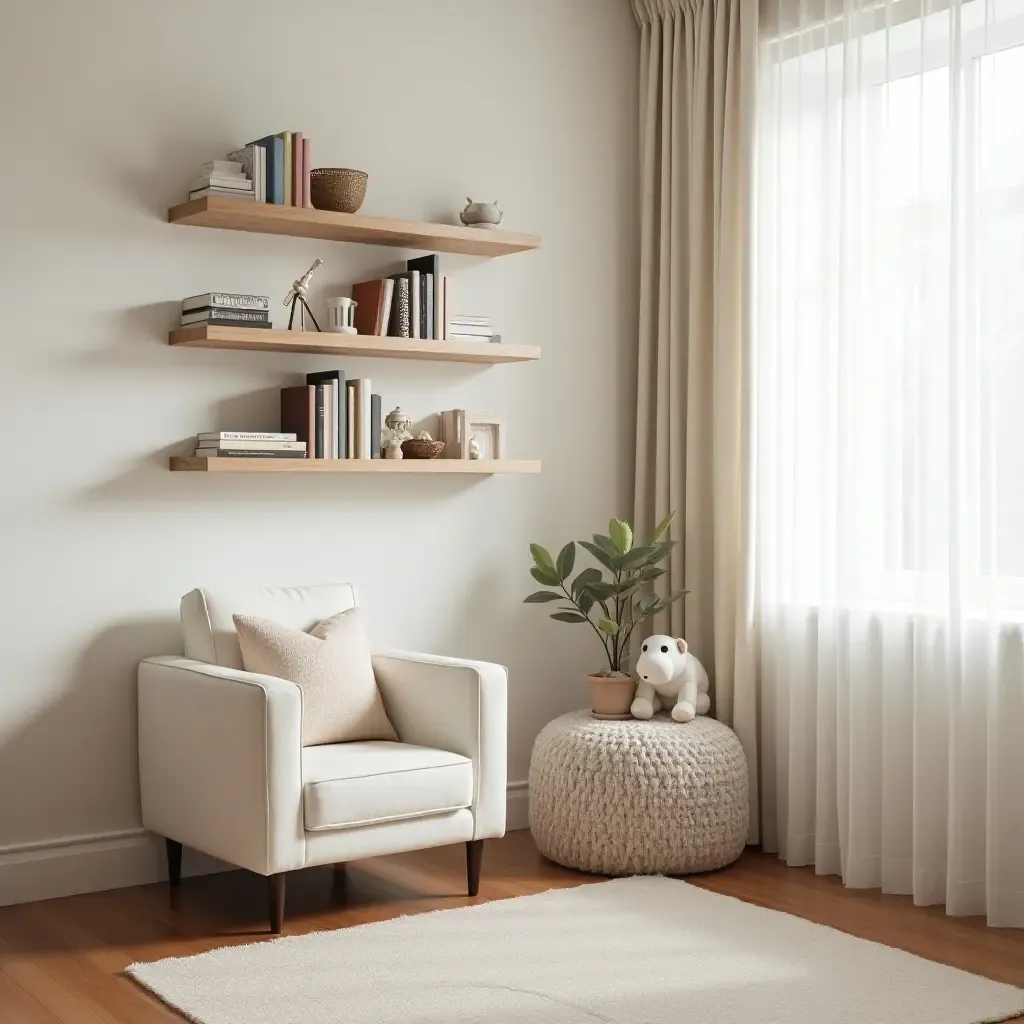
[292,132,303,207]
[302,137,311,207]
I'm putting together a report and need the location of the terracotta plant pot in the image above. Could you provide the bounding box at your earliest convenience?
[586,674,637,719]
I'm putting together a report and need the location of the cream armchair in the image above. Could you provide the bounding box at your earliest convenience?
[138,583,507,933]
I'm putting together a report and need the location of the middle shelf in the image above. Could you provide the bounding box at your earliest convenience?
[169,324,540,365]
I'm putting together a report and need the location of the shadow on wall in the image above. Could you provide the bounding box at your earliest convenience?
[0,617,180,850]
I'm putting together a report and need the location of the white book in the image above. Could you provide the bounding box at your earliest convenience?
[434,275,444,341]
[409,271,420,340]
[380,278,395,335]
[346,382,356,458]
[447,322,493,337]
[326,381,339,459]
[225,146,264,203]
[449,315,490,326]
[190,187,255,201]
[196,439,306,451]
[197,431,296,442]
[199,160,243,175]
[192,175,252,190]
[355,379,372,459]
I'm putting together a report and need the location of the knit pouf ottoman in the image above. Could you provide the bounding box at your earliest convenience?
[529,710,749,875]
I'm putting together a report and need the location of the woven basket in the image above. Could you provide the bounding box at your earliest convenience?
[310,168,368,214]
[401,439,445,460]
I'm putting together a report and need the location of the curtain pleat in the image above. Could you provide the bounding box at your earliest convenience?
[632,0,760,841]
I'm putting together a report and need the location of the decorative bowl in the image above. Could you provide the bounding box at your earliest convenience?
[401,439,445,459]
[310,168,368,214]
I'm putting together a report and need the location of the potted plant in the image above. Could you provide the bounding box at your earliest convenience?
[525,513,688,717]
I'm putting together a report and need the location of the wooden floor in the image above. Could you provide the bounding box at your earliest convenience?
[0,830,1021,1023]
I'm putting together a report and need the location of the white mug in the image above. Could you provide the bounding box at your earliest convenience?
[327,296,358,334]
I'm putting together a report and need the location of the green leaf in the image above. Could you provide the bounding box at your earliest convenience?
[524,591,561,604]
[551,611,588,624]
[592,534,620,558]
[635,567,666,584]
[584,581,619,601]
[608,519,633,554]
[597,617,621,636]
[530,565,560,587]
[578,591,595,615]
[579,540,618,572]
[634,594,660,617]
[530,543,555,570]
[571,566,602,598]
[618,544,658,569]
[556,542,575,580]
[651,511,676,542]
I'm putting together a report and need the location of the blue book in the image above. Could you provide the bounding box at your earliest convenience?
[250,135,285,205]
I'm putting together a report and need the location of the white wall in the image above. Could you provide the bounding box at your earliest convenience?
[0,0,638,900]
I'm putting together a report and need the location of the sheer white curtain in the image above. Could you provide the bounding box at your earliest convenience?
[756,0,1024,925]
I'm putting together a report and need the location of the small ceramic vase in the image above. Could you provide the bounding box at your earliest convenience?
[468,436,481,460]
[459,199,503,229]
[385,407,413,441]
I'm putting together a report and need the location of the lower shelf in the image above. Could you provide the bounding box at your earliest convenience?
[170,457,541,474]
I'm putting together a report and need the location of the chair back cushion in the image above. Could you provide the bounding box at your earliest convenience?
[181,583,356,669]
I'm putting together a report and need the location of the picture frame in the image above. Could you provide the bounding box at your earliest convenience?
[438,409,506,459]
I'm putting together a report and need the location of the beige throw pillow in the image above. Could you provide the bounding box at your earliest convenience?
[233,609,397,746]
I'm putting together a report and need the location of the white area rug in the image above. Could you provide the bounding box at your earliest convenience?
[127,877,1024,1024]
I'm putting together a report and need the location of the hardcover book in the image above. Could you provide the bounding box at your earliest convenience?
[407,255,441,340]
[306,370,347,459]
[197,431,297,442]
[250,135,285,204]
[302,136,311,207]
[183,293,270,312]
[181,309,269,325]
[183,318,271,329]
[226,145,266,203]
[388,276,411,338]
[189,188,255,202]
[292,132,303,208]
[370,393,381,459]
[197,449,306,458]
[196,440,306,452]
[278,131,293,205]
[351,280,390,336]
[280,385,315,457]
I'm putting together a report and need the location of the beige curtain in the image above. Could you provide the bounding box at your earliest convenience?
[631,0,760,840]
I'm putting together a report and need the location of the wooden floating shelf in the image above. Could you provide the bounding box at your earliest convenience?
[169,324,540,365]
[168,196,540,257]
[170,457,541,474]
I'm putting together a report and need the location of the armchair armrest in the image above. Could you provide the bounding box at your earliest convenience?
[138,656,304,875]
[371,651,507,840]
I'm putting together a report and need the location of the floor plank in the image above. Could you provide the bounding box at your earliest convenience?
[0,832,1019,1023]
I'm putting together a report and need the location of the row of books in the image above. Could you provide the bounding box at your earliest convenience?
[181,292,271,329]
[350,254,499,342]
[193,432,306,458]
[189,131,311,206]
[281,372,381,459]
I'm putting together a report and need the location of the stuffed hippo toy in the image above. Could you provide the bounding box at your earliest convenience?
[631,635,711,723]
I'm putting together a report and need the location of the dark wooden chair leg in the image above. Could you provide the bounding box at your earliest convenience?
[267,873,286,934]
[466,839,484,897]
[165,839,182,888]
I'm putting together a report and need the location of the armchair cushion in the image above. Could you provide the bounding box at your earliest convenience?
[234,609,396,746]
[302,742,473,831]
[181,583,357,669]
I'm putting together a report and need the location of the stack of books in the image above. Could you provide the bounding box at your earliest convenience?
[181,292,271,329]
[195,432,306,459]
[281,371,382,460]
[190,160,255,202]
[192,132,311,207]
[447,315,499,343]
[351,255,447,340]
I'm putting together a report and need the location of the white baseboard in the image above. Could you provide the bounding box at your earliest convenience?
[506,780,530,831]
[0,782,531,907]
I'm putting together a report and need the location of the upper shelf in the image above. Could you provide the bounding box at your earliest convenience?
[169,324,540,364]
[167,197,541,257]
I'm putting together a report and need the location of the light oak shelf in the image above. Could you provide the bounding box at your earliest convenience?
[170,457,541,474]
[168,196,540,257]
[169,324,540,364]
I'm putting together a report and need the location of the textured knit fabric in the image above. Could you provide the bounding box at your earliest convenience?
[529,711,748,875]
[126,876,1024,1024]
[233,609,396,746]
